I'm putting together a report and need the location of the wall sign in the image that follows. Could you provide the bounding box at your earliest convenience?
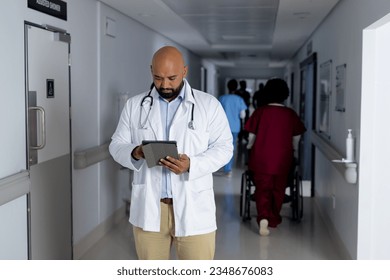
[335,64,347,112]
[318,60,332,139]
[28,0,67,21]
[47,79,54,98]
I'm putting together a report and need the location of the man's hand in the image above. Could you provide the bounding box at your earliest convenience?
[131,145,144,160]
[159,154,190,175]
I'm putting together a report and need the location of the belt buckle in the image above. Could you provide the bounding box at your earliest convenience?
[161,198,173,205]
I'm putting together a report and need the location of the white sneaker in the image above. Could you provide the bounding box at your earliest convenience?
[259,219,270,236]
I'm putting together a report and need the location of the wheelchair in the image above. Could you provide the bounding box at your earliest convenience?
[239,158,303,222]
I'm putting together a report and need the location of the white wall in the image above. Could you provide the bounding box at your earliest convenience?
[360,13,390,259]
[289,0,390,259]
[0,196,28,259]
[0,4,26,179]
[201,59,218,96]
[0,2,28,259]
[68,0,100,245]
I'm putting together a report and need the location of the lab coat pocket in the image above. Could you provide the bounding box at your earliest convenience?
[190,176,213,205]
[189,186,215,229]
[185,129,210,154]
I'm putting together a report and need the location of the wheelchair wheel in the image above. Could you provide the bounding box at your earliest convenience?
[240,171,252,221]
[240,172,245,217]
[291,170,303,222]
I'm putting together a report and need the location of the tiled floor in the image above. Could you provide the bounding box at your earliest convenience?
[80,160,344,260]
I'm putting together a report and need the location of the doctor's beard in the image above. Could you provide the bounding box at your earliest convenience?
[156,81,184,100]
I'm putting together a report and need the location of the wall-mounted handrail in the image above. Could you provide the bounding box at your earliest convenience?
[0,171,30,206]
[311,131,344,175]
[311,131,358,184]
[73,142,111,169]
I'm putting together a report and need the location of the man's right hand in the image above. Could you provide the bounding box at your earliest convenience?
[131,145,144,161]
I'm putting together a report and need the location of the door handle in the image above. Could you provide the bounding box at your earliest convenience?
[29,106,46,150]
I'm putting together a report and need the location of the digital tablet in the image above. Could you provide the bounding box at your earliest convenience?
[142,140,179,168]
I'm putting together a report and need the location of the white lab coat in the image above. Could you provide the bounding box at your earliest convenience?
[109,80,233,236]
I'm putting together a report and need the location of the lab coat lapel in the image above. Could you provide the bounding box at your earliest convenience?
[171,100,188,134]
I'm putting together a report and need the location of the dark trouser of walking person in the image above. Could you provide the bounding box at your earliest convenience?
[253,173,289,228]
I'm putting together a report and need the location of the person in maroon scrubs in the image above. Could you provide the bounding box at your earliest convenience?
[244,78,306,236]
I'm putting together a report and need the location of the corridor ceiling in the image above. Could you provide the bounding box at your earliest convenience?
[99,0,340,69]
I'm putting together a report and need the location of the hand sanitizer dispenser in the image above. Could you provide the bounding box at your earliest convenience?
[331,129,358,184]
[346,129,354,162]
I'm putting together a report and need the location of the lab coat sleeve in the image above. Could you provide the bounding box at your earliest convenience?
[109,100,145,171]
[187,99,233,180]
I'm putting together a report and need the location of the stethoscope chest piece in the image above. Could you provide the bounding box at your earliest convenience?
[188,120,195,130]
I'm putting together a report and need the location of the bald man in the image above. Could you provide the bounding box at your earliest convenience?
[109,46,233,260]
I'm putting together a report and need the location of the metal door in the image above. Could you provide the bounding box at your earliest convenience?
[25,23,72,259]
[299,53,317,197]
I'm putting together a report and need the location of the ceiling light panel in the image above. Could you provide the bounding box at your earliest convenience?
[161,0,279,46]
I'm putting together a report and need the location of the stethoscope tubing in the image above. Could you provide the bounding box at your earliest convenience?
[140,88,195,130]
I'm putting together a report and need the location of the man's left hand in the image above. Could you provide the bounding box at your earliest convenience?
[159,154,190,174]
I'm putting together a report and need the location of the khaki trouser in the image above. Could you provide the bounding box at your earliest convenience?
[133,202,215,260]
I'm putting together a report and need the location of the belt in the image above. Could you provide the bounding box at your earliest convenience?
[160,198,173,205]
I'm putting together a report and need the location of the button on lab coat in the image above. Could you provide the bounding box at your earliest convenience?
[109,80,233,236]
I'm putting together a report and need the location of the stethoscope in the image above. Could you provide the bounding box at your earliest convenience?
[139,88,195,130]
